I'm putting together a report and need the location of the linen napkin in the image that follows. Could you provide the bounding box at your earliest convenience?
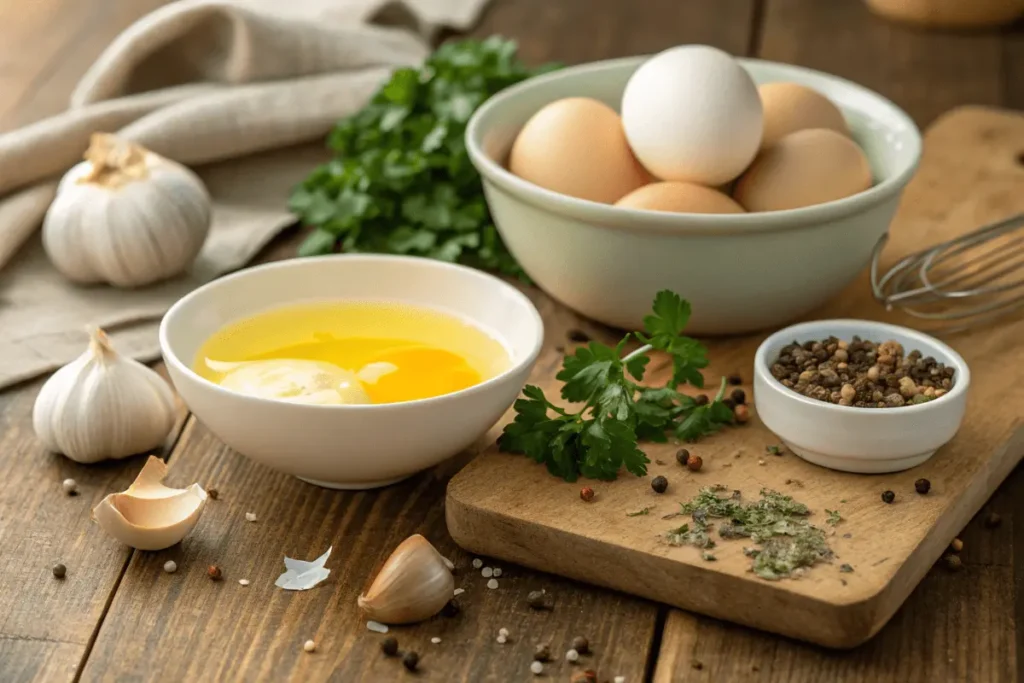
[0,0,491,389]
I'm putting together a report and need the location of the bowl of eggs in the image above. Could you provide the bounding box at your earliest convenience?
[466,45,922,334]
[160,255,544,489]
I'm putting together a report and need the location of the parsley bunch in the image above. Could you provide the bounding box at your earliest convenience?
[289,37,559,277]
[498,291,735,482]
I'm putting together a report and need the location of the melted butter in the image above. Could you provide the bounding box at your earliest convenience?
[195,301,509,404]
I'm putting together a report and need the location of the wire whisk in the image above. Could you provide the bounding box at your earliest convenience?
[871,212,1024,333]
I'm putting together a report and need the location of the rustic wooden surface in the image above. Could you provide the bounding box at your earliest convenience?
[447,104,1024,650]
[1,0,1024,681]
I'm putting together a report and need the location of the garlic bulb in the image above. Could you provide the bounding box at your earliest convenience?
[92,456,207,550]
[42,133,211,288]
[357,534,455,624]
[33,327,177,463]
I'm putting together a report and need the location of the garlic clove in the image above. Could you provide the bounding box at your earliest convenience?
[33,327,178,464]
[92,456,207,551]
[357,534,454,625]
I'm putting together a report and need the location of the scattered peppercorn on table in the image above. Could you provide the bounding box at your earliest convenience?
[3,1,1024,682]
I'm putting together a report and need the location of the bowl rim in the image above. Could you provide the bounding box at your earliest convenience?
[465,54,923,236]
[158,254,545,412]
[753,318,971,415]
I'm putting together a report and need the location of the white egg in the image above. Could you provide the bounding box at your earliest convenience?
[621,45,763,186]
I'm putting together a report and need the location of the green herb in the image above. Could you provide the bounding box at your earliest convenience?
[626,507,651,517]
[289,37,559,277]
[826,509,842,526]
[702,551,717,562]
[766,445,782,456]
[498,291,734,481]
[667,487,835,580]
[840,563,854,573]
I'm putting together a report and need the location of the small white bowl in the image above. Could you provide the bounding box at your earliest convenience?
[466,56,922,334]
[159,255,544,489]
[753,320,970,474]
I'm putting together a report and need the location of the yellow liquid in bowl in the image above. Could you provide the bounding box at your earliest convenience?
[194,301,510,404]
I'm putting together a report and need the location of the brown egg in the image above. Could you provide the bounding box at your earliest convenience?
[733,128,872,213]
[509,97,651,204]
[758,83,848,150]
[616,182,744,214]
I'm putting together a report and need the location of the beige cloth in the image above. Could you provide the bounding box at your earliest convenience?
[0,0,490,389]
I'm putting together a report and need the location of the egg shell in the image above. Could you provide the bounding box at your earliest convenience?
[758,83,848,150]
[621,45,763,186]
[733,128,872,213]
[616,182,745,214]
[508,97,651,204]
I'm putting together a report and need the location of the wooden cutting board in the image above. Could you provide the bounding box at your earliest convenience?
[446,106,1024,649]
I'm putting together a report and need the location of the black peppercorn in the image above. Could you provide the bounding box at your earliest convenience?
[534,643,551,662]
[571,636,590,654]
[527,590,549,610]
[402,651,419,671]
[881,490,896,504]
[722,397,736,410]
[727,374,742,386]
[675,448,690,466]
[914,478,931,495]
[985,512,1002,528]
[52,563,66,579]
[651,476,668,494]
[207,488,219,500]
[686,455,703,472]
[441,599,460,617]
[942,554,963,572]
[694,394,709,406]
[381,637,399,656]
[567,329,590,343]
[730,388,746,405]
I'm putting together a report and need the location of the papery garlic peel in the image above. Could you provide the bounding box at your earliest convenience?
[357,534,454,624]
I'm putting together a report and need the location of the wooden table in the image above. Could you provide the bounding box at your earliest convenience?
[2,1,1023,681]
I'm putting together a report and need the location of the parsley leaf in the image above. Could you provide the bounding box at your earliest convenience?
[498,290,736,481]
[290,37,559,278]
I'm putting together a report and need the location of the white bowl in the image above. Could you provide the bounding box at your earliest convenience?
[159,255,544,489]
[753,320,970,473]
[466,56,922,334]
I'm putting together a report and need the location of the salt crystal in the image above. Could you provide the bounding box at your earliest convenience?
[245,512,258,522]
[431,637,442,644]
[453,588,465,596]
[566,648,579,662]
[496,634,506,644]
[238,579,250,586]
[472,558,483,569]
[481,567,493,578]
[366,620,389,634]
[498,628,509,637]
[492,568,502,577]
[614,677,626,683]
[531,661,544,675]
[487,578,499,589]
[163,561,177,573]
[303,640,316,653]
[275,546,332,591]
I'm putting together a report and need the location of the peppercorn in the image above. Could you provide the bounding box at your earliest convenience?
[985,512,1003,528]
[686,455,703,472]
[571,635,590,654]
[914,478,931,494]
[533,643,551,662]
[942,554,963,572]
[694,394,709,406]
[381,637,399,656]
[692,660,704,670]
[728,374,742,386]
[950,538,963,553]
[881,490,895,504]
[527,590,549,610]
[52,563,66,579]
[730,388,746,405]
[580,486,595,502]
[675,448,690,466]
[734,404,750,424]
[651,476,668,494]
[207,565,223,581]
[207,488,219,500]
[567,329,590,343]
[402,651,419,671]
[722,397,736,410]
[441,599,460,617]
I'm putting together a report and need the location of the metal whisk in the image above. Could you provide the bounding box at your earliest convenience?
[870,212,1024,333]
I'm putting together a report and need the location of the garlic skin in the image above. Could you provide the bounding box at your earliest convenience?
[358,534,455,624]
[33,327,177,463]
[42,133,211,288]
[93,456,207,551]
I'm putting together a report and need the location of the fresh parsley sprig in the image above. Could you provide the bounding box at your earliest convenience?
[289,37,559,278]
[498,291,735,482]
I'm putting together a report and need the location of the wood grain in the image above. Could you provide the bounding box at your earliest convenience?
[446,106,1024,648]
